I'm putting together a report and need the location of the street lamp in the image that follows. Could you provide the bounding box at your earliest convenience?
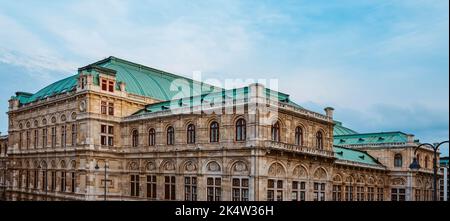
[95,161,109,201]
[409,140,449,201]
[37,164,48,201]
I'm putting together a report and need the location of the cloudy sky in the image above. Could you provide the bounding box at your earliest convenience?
[0,0,448,155]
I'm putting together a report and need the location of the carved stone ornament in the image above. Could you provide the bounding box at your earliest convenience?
[233,161,248,172]
[207,161,221,172]
[293,165,307,178]
[79,100,86,112]
[185,161,197,172]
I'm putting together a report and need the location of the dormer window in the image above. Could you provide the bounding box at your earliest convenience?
[80,77,86,90]
[101,79,115,92]
[101,79,108,91]
[108,81,114,92]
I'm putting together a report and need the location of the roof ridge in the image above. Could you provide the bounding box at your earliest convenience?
[335,131,408,137]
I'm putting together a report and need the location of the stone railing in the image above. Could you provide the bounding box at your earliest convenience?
[262,140,335,158]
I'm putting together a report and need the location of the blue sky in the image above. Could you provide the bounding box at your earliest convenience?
[0,0,448,155]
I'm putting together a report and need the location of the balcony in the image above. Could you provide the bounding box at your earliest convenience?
[262,140,335,158]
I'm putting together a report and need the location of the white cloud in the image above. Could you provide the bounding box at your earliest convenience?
[0,13,76,74]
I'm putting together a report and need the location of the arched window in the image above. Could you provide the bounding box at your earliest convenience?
[148,128,156,146]
[424,156,429,169]
[187,124,196,144]
[271,121,280,142]
[235,119,246,141]
[295,126,303,146]
[394,154,403,167]
[167,126,174,145]
[316,131,323,149]
[132,130,139,147]
[210,121,219,143]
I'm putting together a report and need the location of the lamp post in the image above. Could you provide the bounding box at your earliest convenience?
[410,140,449,201]
[95,161,108,201]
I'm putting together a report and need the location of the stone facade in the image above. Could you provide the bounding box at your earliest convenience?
[2,57,438,201]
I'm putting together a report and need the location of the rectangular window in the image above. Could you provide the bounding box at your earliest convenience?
[108,102,114,116]
[42,128,47,148]
[51,127,56,148]
[51,171,56,192]
[291,181,306,201]
[267,179,283,201]
[81,77,86,89]
[356,186,365,201]
[61,125,67,148]
[42,171,47,191]
[26,171,30,189]
[101,101,107,115]
[207,177,222,201]
[18,171,22,189]
[108,81,114,92]
[314,182,326,201]
[146,175,157,200]
[61,171,66,192]
[101,79,108,91]
[101,125,114,147]
[391,188,406,201]
[232,178,249,201]
[19,132,23,149]
[367,187,375,201]
[71,172,76,193]
[101,136,107,146]
[377,188,384,201]
[34,130,38,149]
[164,176,176,200]
[345,185,354,201]
[34,170,38,189]
[71,124,77,146]
[332,185,342,201]
[184,176,197,201]
[26,131,30,149]
[130,175,140,197]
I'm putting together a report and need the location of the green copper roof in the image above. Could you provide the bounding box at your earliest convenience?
[13,75,78,104]
[133,86,302,115]
[14,56,221,105]
[334,121,358,136]
[93,57,220,100]
[334,145,380,166]
[334,131,409,145]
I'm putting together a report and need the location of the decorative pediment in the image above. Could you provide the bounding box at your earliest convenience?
[268,163,286,177]
[391,178,406,186]
[145,161,156,171]
[206,161,221,172]
[231,161,249,174]
[161,160,175,171]
[128,161,139,171]
[184,161,198,172]
[292,165,308,179]
[313,168,327,180]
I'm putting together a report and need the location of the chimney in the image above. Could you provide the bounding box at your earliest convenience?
[324,107,334,119]
[119,81,126,92]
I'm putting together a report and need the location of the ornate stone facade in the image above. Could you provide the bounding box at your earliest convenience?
[2,56,437,201]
